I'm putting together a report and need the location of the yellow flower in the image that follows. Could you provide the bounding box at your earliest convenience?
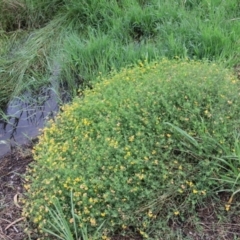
[82,118,91,126]
[193,189,198,194]
[84,208,90,214]
[152,150,156,155]
[136,173,145,180]
[147,210,153,218]
[24,184,30,190]
[201,190,206,195]
[124,151,131,159]
[225,204,231,211]
[120,165,126,170]
[102,235,110,240]
[186,181,194,187]
[174,211,180,216]
[122,224,127,229]
[129,135,135,142]
[139,230,148,238]
[90,218,96,226]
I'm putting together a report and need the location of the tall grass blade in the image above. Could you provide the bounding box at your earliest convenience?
[164,122,199,149]
[43,197,74,240]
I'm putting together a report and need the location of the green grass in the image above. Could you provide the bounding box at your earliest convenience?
[22,59,240,239]
[42,191,104,240]
[0,0,240,110]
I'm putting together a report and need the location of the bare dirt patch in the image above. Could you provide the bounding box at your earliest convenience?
[0,144,33,240]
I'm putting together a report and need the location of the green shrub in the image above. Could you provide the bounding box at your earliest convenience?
[23,59,240,238]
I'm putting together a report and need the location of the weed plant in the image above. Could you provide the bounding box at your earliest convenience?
[0,0,240,111]
[23,59,240,239]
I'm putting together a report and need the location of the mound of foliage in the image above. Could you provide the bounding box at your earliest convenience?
[23,59,240,238]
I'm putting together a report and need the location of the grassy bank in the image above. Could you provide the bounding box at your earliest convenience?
[0,0,240,110]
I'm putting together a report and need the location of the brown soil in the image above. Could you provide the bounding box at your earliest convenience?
[0,144,33,240]
[1,144,240,240]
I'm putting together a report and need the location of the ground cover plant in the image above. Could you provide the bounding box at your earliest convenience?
[0,0,240,111]
[22,59,240,239]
